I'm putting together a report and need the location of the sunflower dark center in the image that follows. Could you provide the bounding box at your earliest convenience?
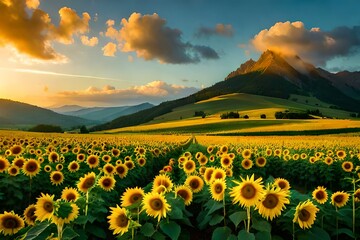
[66,193,76,201]
[117,166,125,174]
[241,184,256,199]
[70,163,78,170]
[43,201,54,213]
[125,162,134,169]
[3,217,19,229]
[26,162,37,172]
[185,162,194,170]
[10,168,18,174]
[88,157,97,164]
[223,158,230,165]
[52,173,62,181]
[150,198,163,211]
[190,180,199,189]
[78,155,84,160]
[278,181,287,189]
[84,177,95,188]
[116,214,129,228]
[102,178,112,187]
[205,171,213,181]
[298,209,311,221]
[214,184,223,194]
[139,159,145,165]
[105,166,114,172]
[177,189,189,200]
[262,194,279,209]
[257,158,265,165]
[315,191,325,200]
[130,193,143,203]
[11,146,22,155]
[214,172,223,179]
[14,160,24,168]
[344,163,351,169]
[244,161,250,167]
[334,195,344,203]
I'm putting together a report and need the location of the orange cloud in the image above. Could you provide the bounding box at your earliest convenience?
[252,21,360,65]
[104,13,219,64]
[195,23,234,38]
[81,35,98,47]
[0,0,91,61]
[54,81,198,105]
[102,42,117,57]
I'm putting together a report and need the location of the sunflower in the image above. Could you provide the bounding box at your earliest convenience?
[0,157,10,173]
[293,200,319,229]
[341,161,353,172]
[56,164,63,171]
[23,204,37,226]
[86,155,99,169]
[292,154,300,160]
[331,191,350,208]
[124,160,135,170]
[300,153,307,160]
[220,145,228,153]
[108,205,130,235]
[152,174,173,192]
[175,185,193,206]
[274,149,282,157]
[77,153,86,162]
[61,187,80,202]
[255,157,267,167]
[52,202,79,225]
[210,179,226,201]
[44,165,52,172]
[241,159,253,170]
[185,175,204,193]
[50,171,64,186]
[77,172,96,193]
[0,211,25,235]
[48,152,59,162]
[231,174,264,208]
[68,161,80,173]
[99,176,116,191]
[210,168,226,183]
[103,163,115,175]
[198,155,208,166]
[265,148,272,156]
[142,192,171,222]
[273,178,291,191]
[13,157,25,169]
[22,159,41,178]
[10,145,23,155]
[137,157,146,167]
[242,149,251,159]
[183,159,196,174]
[207,146,214,154]
[324,156,333,165]
[115,164,128,178]
[209,155,215,162]
[256,185,290,220]
[102,154,111,163]
[60,147,68,154]
[7,166,20,176]
[204,167,215,184]
[121,187,145,207]
[137,147,146,155]
[225,168,233,177]
[354,188,360,202]
[336,150,346,159]
[312,186,328,204]
[220,155,232,169]
[35,193,55,221]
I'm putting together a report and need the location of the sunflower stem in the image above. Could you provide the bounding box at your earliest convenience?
[57,222,64,240]
[132,226,135,240]
[336,206,338,240]
[352,178,356,240]
[29,177,32,205]
[246,206,251,233]
[292,222,295,240]
[223,194,226,227]
[85,191,89,216]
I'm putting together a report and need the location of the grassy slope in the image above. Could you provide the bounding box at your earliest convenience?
[103,93,359,134]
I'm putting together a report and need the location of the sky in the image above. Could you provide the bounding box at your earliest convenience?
[1,0,360,108]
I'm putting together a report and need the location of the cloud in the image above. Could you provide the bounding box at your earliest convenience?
[0,0,91,61]
[195,24,234,38]
[53,80,199,105]
[102,42,117,56]
[251,21,360,65]
[104,13,219,64]
[81,35,98,47]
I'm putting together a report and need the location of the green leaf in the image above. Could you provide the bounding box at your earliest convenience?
[237,230,255,240]
[209,214,224,226]
[255,231,271,240]
[74,215,88,225]
[152,231,167,240]
[335,228,355,238]
[308,227,330,240]
[160,221,181,240]
[212,226,231,240]
[229,211,247,228]
[252,220,271,232]
[24,222,51,240]
[141,222,155,237]
[227,234,238,240]
[207,200,224,215]
[85,224,106,239]
[169,206,183,219]
[62,226,80,240]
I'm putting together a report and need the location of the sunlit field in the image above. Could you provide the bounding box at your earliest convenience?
[0,130,359,239]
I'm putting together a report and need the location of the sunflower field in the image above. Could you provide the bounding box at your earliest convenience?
[0,131,360,240]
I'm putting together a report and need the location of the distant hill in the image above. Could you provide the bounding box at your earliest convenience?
[51,105,86,113]
[0,99,97,129]
[60,102,154,123]
[91,50,360,132]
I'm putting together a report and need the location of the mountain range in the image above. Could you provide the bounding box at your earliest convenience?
[91,50,360,131]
